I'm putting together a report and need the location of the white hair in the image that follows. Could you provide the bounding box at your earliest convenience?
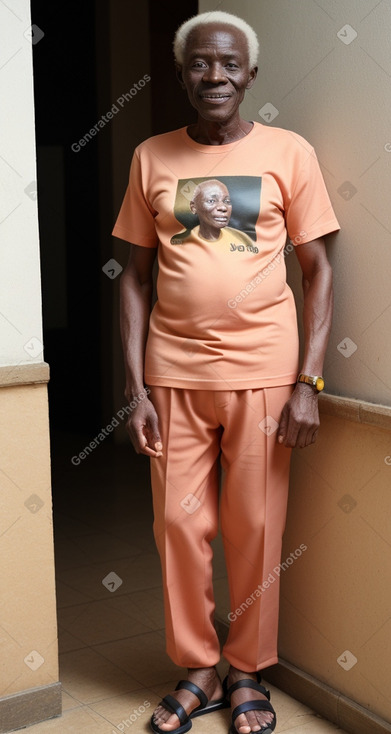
[173,11,259,69]
[192,179,230,203]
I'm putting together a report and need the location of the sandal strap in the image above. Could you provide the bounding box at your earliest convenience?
[226,678,270,701]
[160,694,189,725]
[232,698,275,722]
[175,679,208,709]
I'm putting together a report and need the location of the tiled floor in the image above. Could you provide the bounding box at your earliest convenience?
[23,433,348,733]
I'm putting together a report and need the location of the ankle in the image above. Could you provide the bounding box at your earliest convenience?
[188,665,217,681]
[228,665,258,681]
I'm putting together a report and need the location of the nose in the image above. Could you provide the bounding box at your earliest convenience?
[202,62,227,84]
[217,201,228,211]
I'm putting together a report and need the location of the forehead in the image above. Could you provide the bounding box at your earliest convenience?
[184,22,249,60]
[196,182,230,199]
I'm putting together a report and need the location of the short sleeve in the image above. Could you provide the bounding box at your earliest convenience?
[285,147,340,245]
[112,150,159,247]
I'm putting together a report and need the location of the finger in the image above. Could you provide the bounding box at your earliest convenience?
[126,421,157,455]
[284,419,300,448]
[139,430,163,456]
[141,445,163,458]
[297,424,316,448]
[277,406,288,444]
[144,423,162,453]
[132,430,162,457]
[128,425,147,454]
[145,414,162,450]
[138,420,164,456]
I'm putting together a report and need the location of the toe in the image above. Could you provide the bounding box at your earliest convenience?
[152,707,179,731]
[256,710,274,729]
[235,713,251,733]
[234,709,275,733]
[244,711,262,731]
[154,716,178,732]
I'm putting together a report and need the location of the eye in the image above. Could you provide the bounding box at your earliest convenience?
[192,60,207,68]
[226,63,238,69]
[224,198,232,205]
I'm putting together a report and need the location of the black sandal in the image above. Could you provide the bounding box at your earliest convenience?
[224,676,276,734]
[150,679,229,734]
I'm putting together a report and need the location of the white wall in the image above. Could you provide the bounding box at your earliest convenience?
[0,4,60,723]
[198,0,391,407]
[0,1,44,366]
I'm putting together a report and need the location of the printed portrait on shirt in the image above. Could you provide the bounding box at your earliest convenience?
[170,176,262,251]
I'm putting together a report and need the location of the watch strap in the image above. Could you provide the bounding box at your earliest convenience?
[297,373,324,392]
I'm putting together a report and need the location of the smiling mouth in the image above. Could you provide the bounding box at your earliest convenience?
[200,93,231,100]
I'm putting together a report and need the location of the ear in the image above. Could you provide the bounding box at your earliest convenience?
[246,66,258,89]
[175,63,186,90]
[189,201,196,214]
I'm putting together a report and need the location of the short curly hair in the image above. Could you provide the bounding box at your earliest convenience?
[173,11,259,69]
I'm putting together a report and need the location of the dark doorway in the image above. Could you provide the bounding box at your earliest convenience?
[31,0,197,440]
[31,0,101,433]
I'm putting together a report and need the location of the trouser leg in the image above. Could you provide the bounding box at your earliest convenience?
[218,385,293,671]
[148,385,222,668]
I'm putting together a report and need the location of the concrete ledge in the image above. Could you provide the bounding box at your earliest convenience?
[262,658,391,734]
[319,392,391,431]
[0,682,61,733]
[0,362,50,388]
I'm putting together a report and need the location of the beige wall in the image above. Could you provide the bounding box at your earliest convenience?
[280,408,391,722]
[0,379,58,699]
[196,0,391,724]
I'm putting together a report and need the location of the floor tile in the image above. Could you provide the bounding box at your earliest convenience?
[25,704,112,733]
[53,511,99,539]
[58,597,155,646]
[55,551,162,602]
[108,587,166,631]
[59,646,143,704]
[263,682,318,731]
[58,627,87,654]
[71,532,142,565]
[55,579,94,609]
[94,630,185,686]
[89,687,159,728]
[60,690,84,712]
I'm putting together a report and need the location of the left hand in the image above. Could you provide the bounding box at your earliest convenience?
[277,384,320,448]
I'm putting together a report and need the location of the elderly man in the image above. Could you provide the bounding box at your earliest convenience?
[172,178,255,247]
[113,10,339,734]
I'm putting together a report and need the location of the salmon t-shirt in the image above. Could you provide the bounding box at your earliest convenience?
[112,122,340,390]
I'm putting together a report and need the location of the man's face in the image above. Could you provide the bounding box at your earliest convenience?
[191,181,232,230]
[178,23,257,124]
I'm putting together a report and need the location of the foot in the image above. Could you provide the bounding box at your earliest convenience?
[228,666,275,733]
[152,666,223,731]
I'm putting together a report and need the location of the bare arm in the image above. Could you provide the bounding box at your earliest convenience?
[277,237,333,448]
[119,244,163,457]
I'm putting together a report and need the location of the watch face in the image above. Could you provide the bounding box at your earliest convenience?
[316,377,325,391]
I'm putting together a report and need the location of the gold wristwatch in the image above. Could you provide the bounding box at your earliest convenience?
[297,373,325,392]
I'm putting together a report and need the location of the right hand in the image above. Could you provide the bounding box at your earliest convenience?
[126,397,163,457]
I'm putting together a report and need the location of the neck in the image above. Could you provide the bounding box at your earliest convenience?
[187,116,253,145]
[198,223,222,241]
